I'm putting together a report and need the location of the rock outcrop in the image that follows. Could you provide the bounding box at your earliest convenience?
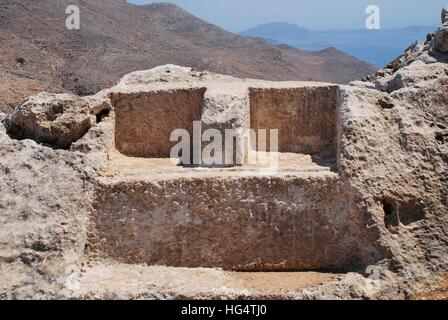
[435,24,448,53]
[3,93,111,149]
[0,10,447,300]
[442,6,448,24]
[435,6,448,53]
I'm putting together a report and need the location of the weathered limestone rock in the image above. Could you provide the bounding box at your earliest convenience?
[111,64,337,167]
[0,130,94,299]
[2,93,111,149]
[433,6,448,53]
[435,24,448,53]
[378,41,429,74]
[442,5,448,24]
[86,58,447,297]
[374,60,448,92]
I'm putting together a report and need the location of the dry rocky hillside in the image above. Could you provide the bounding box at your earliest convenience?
[0,6,447,300]
[0,0,376,113]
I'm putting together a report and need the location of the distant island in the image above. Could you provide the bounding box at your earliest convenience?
[241,22,437,67]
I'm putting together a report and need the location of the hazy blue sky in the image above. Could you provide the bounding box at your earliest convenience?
[129,0,445,32]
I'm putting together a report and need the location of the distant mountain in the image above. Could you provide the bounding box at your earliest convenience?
[243,22,310,39]
[0,0,377,112]
[241,23,437,67]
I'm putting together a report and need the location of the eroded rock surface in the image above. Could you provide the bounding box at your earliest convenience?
[0,131,92,298]
[435,6,448,53]
[3,93,111,149]
[435,24,448,53]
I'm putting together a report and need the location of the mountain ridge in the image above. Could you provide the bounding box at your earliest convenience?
[0,0,377,112]
[243,22,437,33]
[241,22,437,66]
